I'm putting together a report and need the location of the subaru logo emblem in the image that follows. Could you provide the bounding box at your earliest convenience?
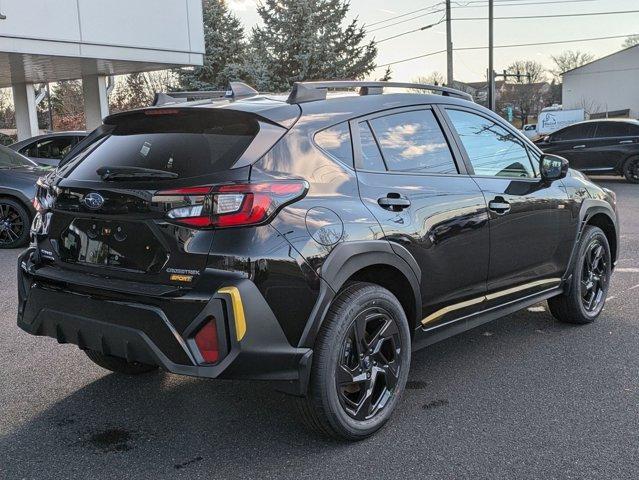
[83,192,104,210]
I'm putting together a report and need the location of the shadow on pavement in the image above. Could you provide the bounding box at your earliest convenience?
[0,306,576,479]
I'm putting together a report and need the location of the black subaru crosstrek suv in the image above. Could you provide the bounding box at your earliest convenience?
[18,81,619,440]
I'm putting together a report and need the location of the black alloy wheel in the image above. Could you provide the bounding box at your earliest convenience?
[0,199,30,249]
[580,238,609,314]
[548,225,611,324]
[297,282,411,440]
[336,306,403,421]
[623,156,639,183]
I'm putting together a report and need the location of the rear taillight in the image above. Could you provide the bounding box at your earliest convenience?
[194,318,219,363]
[153,181,308,229]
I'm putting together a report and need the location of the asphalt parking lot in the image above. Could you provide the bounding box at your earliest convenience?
[1,177,637,480]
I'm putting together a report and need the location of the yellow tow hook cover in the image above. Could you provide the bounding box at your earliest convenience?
[218,287,246,341]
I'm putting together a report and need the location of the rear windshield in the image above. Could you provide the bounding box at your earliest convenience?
[64,109,259,181]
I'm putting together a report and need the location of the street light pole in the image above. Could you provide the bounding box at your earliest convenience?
[446,0,454,87]
[488,0,495,111]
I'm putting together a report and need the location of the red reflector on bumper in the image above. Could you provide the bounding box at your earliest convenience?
[194,318,219,363]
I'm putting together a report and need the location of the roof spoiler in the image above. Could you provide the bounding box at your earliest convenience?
[152,82,259,106]
[286,81,474,104]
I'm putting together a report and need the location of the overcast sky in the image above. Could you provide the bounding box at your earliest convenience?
[227,0,639,83]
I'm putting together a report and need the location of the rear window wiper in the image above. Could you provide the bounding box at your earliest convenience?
[97,166,179,181]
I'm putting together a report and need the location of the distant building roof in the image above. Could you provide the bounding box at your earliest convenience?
[562,43,639,76]
[458,80,506,91]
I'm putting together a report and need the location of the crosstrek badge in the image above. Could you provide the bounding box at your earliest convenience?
[166,268,200,276]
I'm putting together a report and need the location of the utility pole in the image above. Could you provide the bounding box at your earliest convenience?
[446,0,454,87]
[487,0,495,111]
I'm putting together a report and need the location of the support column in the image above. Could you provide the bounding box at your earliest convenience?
[82,75,109,130]
[12,83,39,141]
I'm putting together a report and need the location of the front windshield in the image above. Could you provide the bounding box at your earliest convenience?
[0,145,38,168]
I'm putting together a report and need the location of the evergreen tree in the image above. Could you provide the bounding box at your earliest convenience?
[177,0,246,91]
[109,72,176,113]
[246,0,377,92]
[379,67,392,82]
[50,81,85,130]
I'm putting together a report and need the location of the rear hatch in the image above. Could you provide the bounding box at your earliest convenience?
[34,108,279,287]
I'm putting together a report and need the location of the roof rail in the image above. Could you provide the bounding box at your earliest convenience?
[287,81,474,104]
[152,82,259,106]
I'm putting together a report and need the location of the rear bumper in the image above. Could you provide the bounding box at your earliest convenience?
[17,249,312,395]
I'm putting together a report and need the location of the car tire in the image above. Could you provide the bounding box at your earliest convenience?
[548,226,611,324]
[622,156,639,183]
[297,282,411,440]
[85,350,158,375]
[0,198,30,249]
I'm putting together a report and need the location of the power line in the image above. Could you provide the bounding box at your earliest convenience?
[366,4,444,28]
[365,0,605,32]
[373,7,632,45]
[454,9,639,21]
[458,33,639,50]
[376,33,638,68]
[451,0,600,5]
[366,0,600,28]
[378,50,448,68]
[368,9,444,33]
[376,17,446,44]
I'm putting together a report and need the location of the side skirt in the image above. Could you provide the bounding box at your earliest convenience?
[412,286,564,351]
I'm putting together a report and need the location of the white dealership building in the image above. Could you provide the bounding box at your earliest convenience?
[562,44,639,120]
[0,0,205,140]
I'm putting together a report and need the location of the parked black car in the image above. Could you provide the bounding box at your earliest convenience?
[0,145,42,248]
[535,119,639,183]
[10,131,87,167]
[18,81,619,440]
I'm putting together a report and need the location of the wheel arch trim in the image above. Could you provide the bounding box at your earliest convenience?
[564,199,619,283]
[298,240,422,349]
[0,187,34,213]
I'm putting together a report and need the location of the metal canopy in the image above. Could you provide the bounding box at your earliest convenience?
[0,52,182,88]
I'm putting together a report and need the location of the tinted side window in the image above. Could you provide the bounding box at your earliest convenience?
[595,122,639,138]
[552,124,595,141]
[446,109,535,178]
[37,137,75,159]
[358,122,386,171]
[369,110,457,174]
[315,122,353,167]
[20,141,39,158]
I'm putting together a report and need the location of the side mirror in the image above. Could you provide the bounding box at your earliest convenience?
[540,154,569,181]
[543,135,550,143]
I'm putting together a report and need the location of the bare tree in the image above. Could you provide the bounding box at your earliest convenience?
[413,72,445,86]
[550,50,594,79]
[506,60,546,83]
[576,96,602,116]
[500,60,549,125]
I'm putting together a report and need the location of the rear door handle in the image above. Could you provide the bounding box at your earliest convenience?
[378,195,411,211]
[619,140,634,144]
[488,198,511,215]
[573,144,586,149]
